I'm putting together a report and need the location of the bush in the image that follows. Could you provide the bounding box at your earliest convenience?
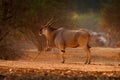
[0,45,23,60]
[0,28,25,60]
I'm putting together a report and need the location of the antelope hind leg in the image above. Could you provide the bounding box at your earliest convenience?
[60,50,65,63]
[84,46,91,64]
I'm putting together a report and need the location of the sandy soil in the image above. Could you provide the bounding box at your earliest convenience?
[0,47,120,80]
[21,47,120,64]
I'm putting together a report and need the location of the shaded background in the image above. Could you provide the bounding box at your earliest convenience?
[0,0,120,60]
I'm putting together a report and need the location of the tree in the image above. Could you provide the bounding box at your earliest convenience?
[0,0,77,60]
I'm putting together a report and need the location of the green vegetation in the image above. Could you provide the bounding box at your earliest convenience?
[71,12,101,31]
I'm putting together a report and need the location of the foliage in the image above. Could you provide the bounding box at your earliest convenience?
[71,12,100,31]
[101,0,120,39]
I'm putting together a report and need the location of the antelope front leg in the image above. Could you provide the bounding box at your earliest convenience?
[45,40,52,51]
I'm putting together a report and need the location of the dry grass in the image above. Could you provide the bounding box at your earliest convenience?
[0,47,120,80]
[20,47,120,65]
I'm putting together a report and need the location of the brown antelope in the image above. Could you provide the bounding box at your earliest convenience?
[39,19,91,64]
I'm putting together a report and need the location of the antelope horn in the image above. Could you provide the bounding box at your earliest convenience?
[45,18,54,26]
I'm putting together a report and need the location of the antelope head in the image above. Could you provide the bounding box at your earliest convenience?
[39,18,55,36]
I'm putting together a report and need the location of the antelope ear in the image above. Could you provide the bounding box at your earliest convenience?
[40,26,44,31]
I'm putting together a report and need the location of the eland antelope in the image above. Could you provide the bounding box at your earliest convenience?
[39,19,91,64]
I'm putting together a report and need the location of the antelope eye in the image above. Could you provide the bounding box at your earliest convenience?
[40,30,42,32]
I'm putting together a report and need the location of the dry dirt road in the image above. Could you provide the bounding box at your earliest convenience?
[0,47,120,80]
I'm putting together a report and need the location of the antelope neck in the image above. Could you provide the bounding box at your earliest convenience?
[45,29,56,41]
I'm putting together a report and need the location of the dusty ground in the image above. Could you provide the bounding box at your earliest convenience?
[0,47,120,80]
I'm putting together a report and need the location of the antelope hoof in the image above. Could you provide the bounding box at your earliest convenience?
[61,60,65,63]
[84,61,88,64]
[84,61,91,64]
[45,48,52,51]
[88,61,91,64]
